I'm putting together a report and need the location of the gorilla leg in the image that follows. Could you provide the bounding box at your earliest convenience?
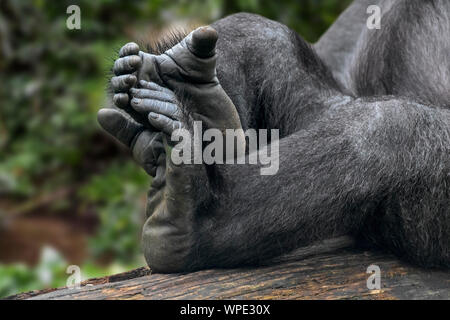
[202,99,450,269]
[100,93,450,272]
[136,95,450,271]
[211,13,345,135]
[314,0,383,90]
[123,28,449,270]
[101,5,450,272]
[345,0,450,108]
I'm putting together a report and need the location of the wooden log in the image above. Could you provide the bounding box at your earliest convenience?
[6,249,450,300]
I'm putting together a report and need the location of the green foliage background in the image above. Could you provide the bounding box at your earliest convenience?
[0,0,351,297]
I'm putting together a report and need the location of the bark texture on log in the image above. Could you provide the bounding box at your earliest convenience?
[7,249,450,300]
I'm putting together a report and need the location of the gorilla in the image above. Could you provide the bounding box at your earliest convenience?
[97,0,450,273]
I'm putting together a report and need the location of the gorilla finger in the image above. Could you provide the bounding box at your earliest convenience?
[130,87,176,102]
[131,98,179,118]
[139,80,174,94]
[132,131,165,177]
[97,108,144,148]
[113,93,129,108]
[114,55,142,76]
[148,112,182,136]
[152,163,166,189]
[119,42,140,57]
[111,74,137,93]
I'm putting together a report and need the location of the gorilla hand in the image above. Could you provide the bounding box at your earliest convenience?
[110,43,156,129]
[97,108,165,181]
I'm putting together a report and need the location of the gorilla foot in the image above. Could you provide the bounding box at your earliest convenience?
[110,28,251,272]
[125,26,244,133]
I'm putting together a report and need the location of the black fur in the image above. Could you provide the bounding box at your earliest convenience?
[143,27,191,55]
[138,0,450,271]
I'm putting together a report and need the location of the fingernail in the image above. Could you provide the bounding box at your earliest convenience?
[132,98,140,105]
[149,113,158,119]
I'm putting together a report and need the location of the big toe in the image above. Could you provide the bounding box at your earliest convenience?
[187,26,218,58]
